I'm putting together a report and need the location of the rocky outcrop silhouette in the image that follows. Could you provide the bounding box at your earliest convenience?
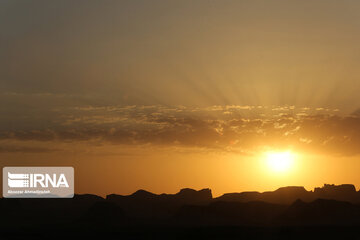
[175,201,287,225]
[107,188,212,203]
[279,198,360,225]
[216,186,311,204]
[175,198,360,226]
[106,188,212,219]
[1,184,360,230]
[216,184,360,204]
[314,184,359,203]
[81,201,130,224]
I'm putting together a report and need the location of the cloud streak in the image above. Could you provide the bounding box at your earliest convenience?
[0,105,359,156]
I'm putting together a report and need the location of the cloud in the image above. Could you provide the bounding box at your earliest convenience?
[0,104,360,156]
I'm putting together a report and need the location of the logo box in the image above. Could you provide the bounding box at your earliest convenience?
[3,167,74,198]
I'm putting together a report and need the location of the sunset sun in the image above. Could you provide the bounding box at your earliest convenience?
[265,151,295,173]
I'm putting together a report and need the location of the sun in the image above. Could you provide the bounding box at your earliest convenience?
[265,151,295,173]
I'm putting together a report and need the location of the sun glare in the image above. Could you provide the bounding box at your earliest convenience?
[265,151,295,173]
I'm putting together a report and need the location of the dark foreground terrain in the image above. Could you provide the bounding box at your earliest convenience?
[2,184,360,240]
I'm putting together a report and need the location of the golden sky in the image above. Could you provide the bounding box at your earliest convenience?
[1,0,360,196]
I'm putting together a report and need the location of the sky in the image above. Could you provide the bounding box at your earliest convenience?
[1,0,360,197]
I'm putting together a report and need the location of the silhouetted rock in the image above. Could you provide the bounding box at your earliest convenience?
[314,184,358,203]
[217,186,312,204]
[263,186,311,204]
[175,188,212,203]
[73,193,104,202]
[81,201,129,224]
[175,201,287,225]
[1,184,360,232]
[280,198,360,225]
[217,184,360,204]
[106,188,212,219]
[0,198,23,226]
[131,189,158,199]
[107,188,212,204]
[216,191,262,202]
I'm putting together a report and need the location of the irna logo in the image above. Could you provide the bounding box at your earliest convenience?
[3,167,74,198]
[8,172,69,188]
